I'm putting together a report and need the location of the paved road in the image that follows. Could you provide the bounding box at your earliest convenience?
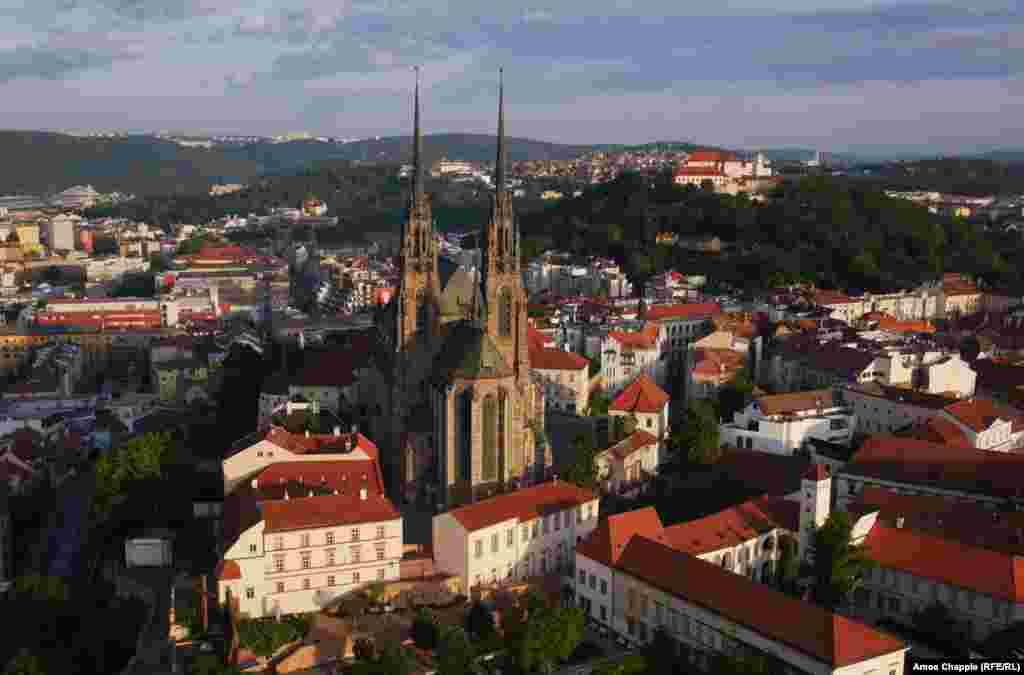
[45,471,95,579]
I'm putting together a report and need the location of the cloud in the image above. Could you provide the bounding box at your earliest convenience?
[0,45,138,83]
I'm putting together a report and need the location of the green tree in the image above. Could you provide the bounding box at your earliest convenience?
[709,651,772,674]
[411,608,440,650]
[562,434,599,491]
[464,601,496,641]
[716,368,754,423]
[192,655,242,675]
[94,432,178,518]
[666,400,721,469]
[2,650,49,675]
[587,393,611,417]
[775,534,801,593]
[436,626,475,675]
[375,642,413,675]
[809,511,876,608]
[505,600,585,675]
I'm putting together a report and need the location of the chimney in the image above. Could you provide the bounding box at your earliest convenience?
[359,487,367,501]
[305,429,310,438]
[333,426,341,437]
[251,478,259,489]
[284,490,290,500]
[895,516,905,529]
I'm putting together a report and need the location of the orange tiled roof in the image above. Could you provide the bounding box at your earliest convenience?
[216,559,241,580]
[262,491,400,533]
[661,497,796,555]
[602,430,659,461]
[530,347,589,371]
[234,428,380,462]
[755,389,839,416]
[714,448,810,497]
[943,398,1024,433]
[864,524,1024,603]
[576,506,664,566]
[844,436,1024,499]
[645,302,721,322]
[610,373,669,414]
[447,480,596,532]
[607,323,659,350]
[615,535,905,667]
[687,150,738,163]
[254,460,383,497]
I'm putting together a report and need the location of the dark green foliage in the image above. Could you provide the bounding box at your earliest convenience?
[775,534,801,593]
[562,433,600,490]
[463,602,496,641]
[235,615,311,659]
[412,609,440,650]
[716,369,754,424]
[93,432,178,518]
[503,598,586,674]
[809,512,876,608]
[436,626,475,675]
[665,401,721,470]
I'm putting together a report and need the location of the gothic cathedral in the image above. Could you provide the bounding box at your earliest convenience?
[386,69,550,510]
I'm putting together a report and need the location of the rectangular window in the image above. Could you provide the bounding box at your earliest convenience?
[326,532,334,545]
[492,533,499,553]
[326,549,335,566]
[654,602,664,625]
[276,582,284,594]
[301,533,311,548]
[522,524,529,542]
[327,575,335,587]
[274,536,283,550]
[376,545,385,561]
[576,507,582,524]
[302,578,311,590]
[245,587,255,599]
[507,529,514,547]
[351,546,361,563]
[579,569,586,583]
[378,568,386,580]
[353,572,360,584]
[351,528,360,541]
[554,513,561,531]
[274,555,285,572]
[543,517,549,534]
[600,605,607,621]
[249,543,258,554]
[600,579,607,595]
[377,525,385,539]
[475,540,483,558]
[301,552,311,569]
[589,574,596,590]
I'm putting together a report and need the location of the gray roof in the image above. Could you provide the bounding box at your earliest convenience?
[431,321,512,382]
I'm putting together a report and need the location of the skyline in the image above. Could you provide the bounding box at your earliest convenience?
[0,1,1022,154]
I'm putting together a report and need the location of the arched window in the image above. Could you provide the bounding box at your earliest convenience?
[498,288,512,337]
[482,395,498,482]
[497,389,507,481]
[415,289,428,334]
[457,388,472,483]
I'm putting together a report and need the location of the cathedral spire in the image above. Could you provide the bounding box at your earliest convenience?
[494,67,505,195]
[412,66,424,202]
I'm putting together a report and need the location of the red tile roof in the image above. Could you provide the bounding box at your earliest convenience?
[446,480,596,532]
[813,289,854,306]
[864,524,1024,602]
[943,398,1024,433]
[576,507,664,566]
[602,430,659,461]
[530,347,589,371]
[610,373,669,414]
[216,559,241,581]
[910,416,969,446]
[607,323,659,350]
[714,448,810,498]
[233,428,380,462]
[614,535,905,667]
[844,436,1024,500]
[756,389,839,416]
[675,166,725,177]
[855,485,1024,556]
[262,491,400,533]
[661,497,796,556]
[687,150,738,163]
[253,460,383,498]
[645,303,721,322]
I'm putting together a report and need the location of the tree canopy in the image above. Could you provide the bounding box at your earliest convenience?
[94,432,179,518]
[436,626,475,675]
[665,400,721,471]
[809,511,876,608]
[503,596,585,674]
[561,433,600,491]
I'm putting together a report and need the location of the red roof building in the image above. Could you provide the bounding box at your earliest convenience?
[610,373,669,415]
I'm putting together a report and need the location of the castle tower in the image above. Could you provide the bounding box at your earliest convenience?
[799,463,833,562]
[481,69,529,379]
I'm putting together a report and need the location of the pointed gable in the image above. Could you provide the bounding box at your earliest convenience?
[576,506,664,566]
[610,373,669,414]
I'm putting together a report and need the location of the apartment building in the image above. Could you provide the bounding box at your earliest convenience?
[719,389,856,455]
[595,430,659,495]
[529,347,590,414]
[574,507,907,675]
[609,373,670,442]
[601,325,660,395]
[217,463,402,618]
[843,382,954,434]
[431,480,599,595]
[644,303,721,388]
[814,288,944,324]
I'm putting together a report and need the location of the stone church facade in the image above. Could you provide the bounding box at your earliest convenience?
[380,70,551,510]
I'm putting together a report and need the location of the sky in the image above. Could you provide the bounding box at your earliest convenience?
[0,0,1022,154]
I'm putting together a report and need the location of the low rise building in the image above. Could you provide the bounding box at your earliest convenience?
[595,430,659,496]
[431,480,599,595]
[601,325,660,395]
[529,347,590,415]
[609,373,670,441]
[720,389,856,455]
